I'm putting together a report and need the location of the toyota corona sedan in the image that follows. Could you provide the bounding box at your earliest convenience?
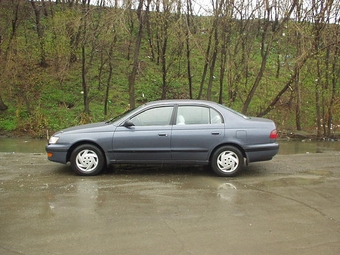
[46,100,279,177]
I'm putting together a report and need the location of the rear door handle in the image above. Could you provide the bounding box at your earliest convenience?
[158,133,168,137]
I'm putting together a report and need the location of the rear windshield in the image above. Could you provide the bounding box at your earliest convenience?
[220,104,250,119]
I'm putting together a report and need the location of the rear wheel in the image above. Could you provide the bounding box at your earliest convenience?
[70,144,105,176]
[211,146,244,177]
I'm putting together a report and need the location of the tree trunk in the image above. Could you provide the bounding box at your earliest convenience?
[295,70,302,130]
[327,47,338,137]
[104,64,113,116]
[68,3,82,64]
[207,37,217,101]
[294,2,302,131]
[128,0,145,109]
[81,45,90,114]
[0,94,8,111]
[242,2,297,114]
[197,25,213,99]
[218,30,227,104]
[30,0,48,67]
[161,37,168,99]
[81,0,90,114]
[160,3,170,99]
[312,2,327,138]
[257,52,310,117]
[185,0,193,99]
[294,37,302,130]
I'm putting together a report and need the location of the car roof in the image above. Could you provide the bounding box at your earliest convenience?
[142,99,250,120]
[144,99,220,107]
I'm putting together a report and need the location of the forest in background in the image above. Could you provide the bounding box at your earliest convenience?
[0,0,339,138]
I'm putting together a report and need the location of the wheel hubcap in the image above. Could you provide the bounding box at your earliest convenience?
[217,151,239,173]
[76,149,98,172]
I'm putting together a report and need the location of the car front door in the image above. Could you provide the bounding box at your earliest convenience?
[112,106,173,162]
[171,105,225,162]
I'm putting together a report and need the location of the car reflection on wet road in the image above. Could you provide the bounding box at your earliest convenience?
[0,152,340,255]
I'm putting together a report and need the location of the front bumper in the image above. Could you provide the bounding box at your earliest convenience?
[45,144,70,164]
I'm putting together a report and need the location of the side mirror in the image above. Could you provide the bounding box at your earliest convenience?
[123,119,135,127]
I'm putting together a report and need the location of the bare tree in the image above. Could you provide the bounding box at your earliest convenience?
[0,0,23,111]
[185,0,194,98]
[294,0,303,130]
[80,0,90,114]
[242,0,297,114]
[160,1,171,99]
[0,94,7,111]
[197,8,216,99]
[128,0,146,109]
[30,0,48,67]
[316,0,338,137]
[311,0,335,137]
[67,2,82,63]
[217,0,234,104]
[257,51,311,117]
[101,2,119,115]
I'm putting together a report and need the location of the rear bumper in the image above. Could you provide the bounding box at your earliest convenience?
[244,142,279,163]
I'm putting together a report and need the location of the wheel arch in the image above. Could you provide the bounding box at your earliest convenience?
[210,143,247,163]
[66,141,107,165]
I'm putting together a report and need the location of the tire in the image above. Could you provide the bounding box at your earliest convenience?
[211,146,244,177]
[70,144,105,176]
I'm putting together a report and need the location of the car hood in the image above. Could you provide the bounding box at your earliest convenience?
[55,122,114,135]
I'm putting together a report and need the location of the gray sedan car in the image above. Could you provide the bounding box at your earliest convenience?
[46,100,279,177]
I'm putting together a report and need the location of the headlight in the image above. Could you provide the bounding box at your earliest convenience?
[49,136,60,144]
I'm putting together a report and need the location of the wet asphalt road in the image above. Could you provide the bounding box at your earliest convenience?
[0,152,340,255]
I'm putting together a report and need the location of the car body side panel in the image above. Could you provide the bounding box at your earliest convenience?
[171,124,225,162]
[223,124,279,163]
[111,125,172,162]
[46,127,116,164]
[236,118,279,162]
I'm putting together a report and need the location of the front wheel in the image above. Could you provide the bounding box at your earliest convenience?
[211,146,244,177]
[70,144,105,176]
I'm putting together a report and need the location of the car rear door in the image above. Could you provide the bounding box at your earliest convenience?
[171,105,225,162]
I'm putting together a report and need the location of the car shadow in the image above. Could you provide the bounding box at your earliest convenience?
[53,162,270,178]
[104,163,269,178]
[104,164,214,177]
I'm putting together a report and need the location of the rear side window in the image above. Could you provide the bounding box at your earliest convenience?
[176,106,223,125]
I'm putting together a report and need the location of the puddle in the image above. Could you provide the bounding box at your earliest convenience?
[0,138,340,155]
[0,138,47,153]
[278,140,340,155]
[254,176,324,188]
[301,170,334,177]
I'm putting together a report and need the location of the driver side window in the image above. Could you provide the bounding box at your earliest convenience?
[131,107,173,126]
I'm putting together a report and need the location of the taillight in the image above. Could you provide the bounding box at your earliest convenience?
[270,129,278,139]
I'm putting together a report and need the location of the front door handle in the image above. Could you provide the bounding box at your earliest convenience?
[211,132,220,135]
[158,133,168,137]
